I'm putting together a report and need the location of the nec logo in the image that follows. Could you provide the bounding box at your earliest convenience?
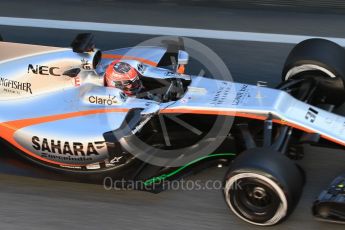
[27,64,61,76]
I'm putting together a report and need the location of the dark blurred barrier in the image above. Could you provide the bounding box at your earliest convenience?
[98,0,345,13]
[199,0,345,12]
[221,0,344,10]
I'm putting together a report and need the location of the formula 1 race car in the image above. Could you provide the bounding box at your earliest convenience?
[0,33,345,226]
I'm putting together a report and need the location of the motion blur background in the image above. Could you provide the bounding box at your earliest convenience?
[1,0,345,229]
[91,0,345,13]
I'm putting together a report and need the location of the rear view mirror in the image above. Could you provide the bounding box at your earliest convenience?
[71,33,95,53]
[177,50,189,65]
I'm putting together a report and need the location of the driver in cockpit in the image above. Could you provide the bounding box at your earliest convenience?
[104,60,143,96]
[105,60,185,102]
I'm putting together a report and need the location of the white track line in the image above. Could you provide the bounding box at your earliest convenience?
[1,16,345,45]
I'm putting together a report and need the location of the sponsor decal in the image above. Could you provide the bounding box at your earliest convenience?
[42,154,92,162]
[32,136,105,157]
[88,95,118,106]
[119,92,127,100]
[187,87,207,94]
[81,58,91,70]
[28,64,61,76]
[305,107,318,123]
[164,71,182,77]
[74,77,81,86]
[60,165,82,169]
[165,71,175,77]
[105,156,126,167]
[109,156,123,164]
[210,82,234,106]
[137,63,146,73]
[231,84,249,106]
[0,77,32,94]
[86,163,101,170]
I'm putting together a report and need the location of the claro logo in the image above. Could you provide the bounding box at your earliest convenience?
[89,95,118,105]
[32,136,105,156]
[28,64,61,76]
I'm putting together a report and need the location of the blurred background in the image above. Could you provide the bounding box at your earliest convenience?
[1,0,345,229]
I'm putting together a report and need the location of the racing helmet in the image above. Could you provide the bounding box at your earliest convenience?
[105,61,142,95]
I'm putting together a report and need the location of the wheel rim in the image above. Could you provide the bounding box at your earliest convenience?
[233,179,280,222]
[224,172,288,226]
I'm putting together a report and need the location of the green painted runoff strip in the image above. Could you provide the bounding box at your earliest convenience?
[144,153,236,186]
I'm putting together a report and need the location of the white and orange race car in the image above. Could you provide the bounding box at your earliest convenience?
[0,33,344,226]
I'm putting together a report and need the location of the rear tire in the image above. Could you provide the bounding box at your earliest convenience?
[223,148,304,226]
[282,38,345,106]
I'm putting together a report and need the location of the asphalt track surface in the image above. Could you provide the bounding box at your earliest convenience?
[1,1,345,229]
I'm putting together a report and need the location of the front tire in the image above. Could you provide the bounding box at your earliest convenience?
[223,148,304,226]
[282,38,345,106]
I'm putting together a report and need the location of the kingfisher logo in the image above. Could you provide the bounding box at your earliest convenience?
[0,77,32,94]
[32,136,105,156]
